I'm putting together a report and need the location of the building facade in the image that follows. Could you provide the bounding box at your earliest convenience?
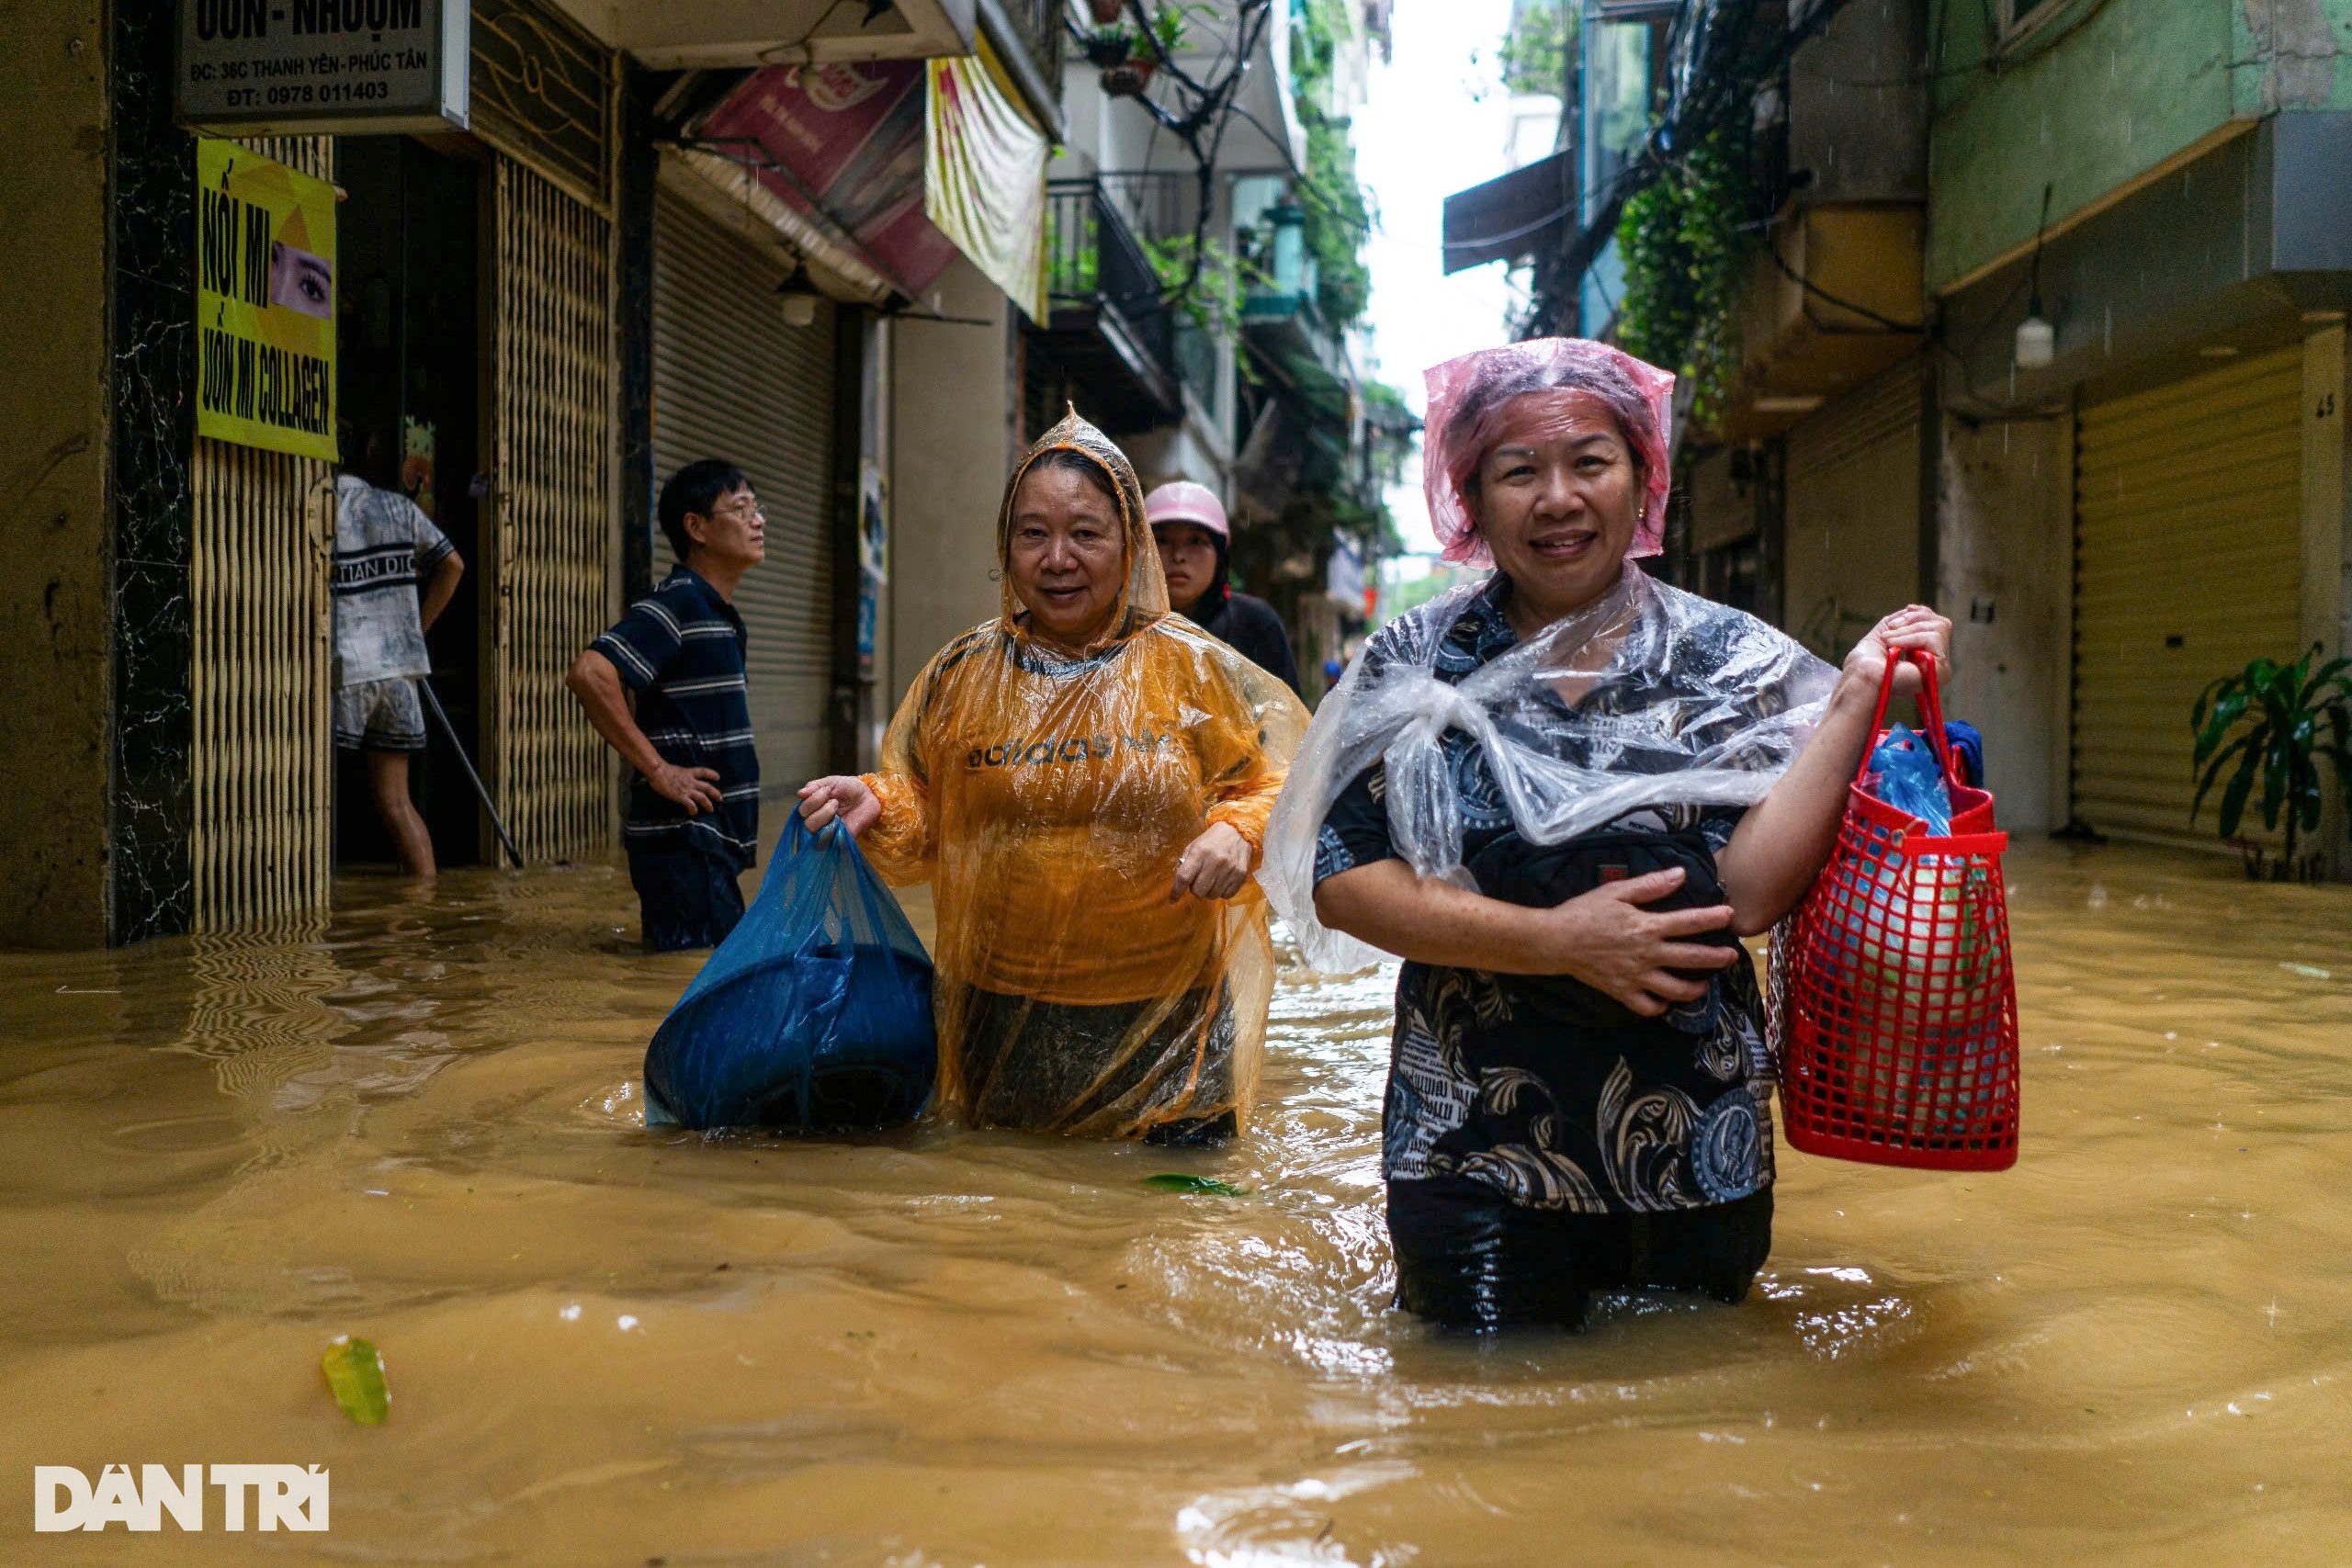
[0,0,1060,947]
[1034,0,1398,699]
[1528,0,2352,868]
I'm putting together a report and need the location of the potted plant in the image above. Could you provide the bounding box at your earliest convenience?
[2189,645,2352,881]
[1087,0,1124,21]
[1086,4,1190,96]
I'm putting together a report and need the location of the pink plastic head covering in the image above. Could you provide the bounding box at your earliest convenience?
[1142,479,1230,540]
[1422,338,1676,568]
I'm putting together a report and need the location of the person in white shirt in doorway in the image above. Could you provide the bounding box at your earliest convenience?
[332,421,465,880]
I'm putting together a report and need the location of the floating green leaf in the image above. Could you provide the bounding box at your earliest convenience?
[1141,1173,1250,1197]
[321,1337,389,1426]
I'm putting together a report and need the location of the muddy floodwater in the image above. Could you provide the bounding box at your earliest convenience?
[4,843,2350,1564]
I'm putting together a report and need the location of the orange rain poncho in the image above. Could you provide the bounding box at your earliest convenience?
[856,411,1309,1139]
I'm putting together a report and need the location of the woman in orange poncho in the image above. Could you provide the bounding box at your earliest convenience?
[797,410,1308,1144]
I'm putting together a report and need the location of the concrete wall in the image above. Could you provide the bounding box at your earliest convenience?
[1790,0,1927,205]
[0,0,111,949]
[1936,413,2074,834]
[2233,0,2352,116]
[888,254,1014,714]
[1052,66,1163,180]
[1927,0,2239,289]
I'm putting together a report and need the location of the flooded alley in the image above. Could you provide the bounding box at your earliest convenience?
[4,841,2349,1564]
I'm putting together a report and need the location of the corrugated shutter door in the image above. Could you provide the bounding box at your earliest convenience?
[651,192,837,802]
[492,155,615,864]
[191,134,337,931]
[2074,344,2303,847]
[1782,361,1921,660]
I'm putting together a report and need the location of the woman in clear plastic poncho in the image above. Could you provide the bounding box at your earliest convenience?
[1262,340,1951,1332]
[798,410,1308,1144]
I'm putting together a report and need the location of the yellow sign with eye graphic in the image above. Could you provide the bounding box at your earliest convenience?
[194,137,338,462]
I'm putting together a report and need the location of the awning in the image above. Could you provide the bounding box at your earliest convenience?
[691,62,962,302]
[926,39,1049,322]
[1442,151,1575,275]
[681,51,1052,320]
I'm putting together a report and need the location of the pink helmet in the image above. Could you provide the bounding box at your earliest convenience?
[1142,479,1229,541]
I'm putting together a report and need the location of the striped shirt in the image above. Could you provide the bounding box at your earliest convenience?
[333,475,455,686]
[590,568,760,868]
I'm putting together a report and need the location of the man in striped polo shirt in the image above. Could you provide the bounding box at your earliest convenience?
[567,459,766,951]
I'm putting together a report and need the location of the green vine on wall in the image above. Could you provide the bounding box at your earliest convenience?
[1291,0,1374,329]
[1614,124,1752,429]
[1145,232,1243,332]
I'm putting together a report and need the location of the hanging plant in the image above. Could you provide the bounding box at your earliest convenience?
[1099,50,1158,96]
[1615,124,1751,431]
[1290,0,1374,328]
[1086,5,1192,96]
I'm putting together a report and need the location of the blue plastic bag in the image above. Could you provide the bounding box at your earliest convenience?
[1867,724,1953,835]
[644,818,936,1132]
[1826,723,1961,987]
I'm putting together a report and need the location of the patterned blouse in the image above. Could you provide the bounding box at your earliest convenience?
[1313,575,1778,1214]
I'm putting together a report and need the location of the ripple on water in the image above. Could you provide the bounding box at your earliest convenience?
[0,843,2347,1562]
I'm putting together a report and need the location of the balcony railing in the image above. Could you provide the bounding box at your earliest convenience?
[1097,171,1197,250]
[1038,176,1182,428]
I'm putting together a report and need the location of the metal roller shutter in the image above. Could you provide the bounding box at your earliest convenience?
[492,155,616,864]
[651,191,837,806]
[191,135,337,931]
[2073,344,2303,848]
[1783,361,1921,659]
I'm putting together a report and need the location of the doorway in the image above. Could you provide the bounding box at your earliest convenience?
[334,137,485,871]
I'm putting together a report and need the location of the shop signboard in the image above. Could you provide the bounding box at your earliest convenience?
[697,63,959,301]
[195,137,339,462]
[177,0,469,135]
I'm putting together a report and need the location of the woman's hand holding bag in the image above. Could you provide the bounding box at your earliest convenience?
[1770,649,2021,1170]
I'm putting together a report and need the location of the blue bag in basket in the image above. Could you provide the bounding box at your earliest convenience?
[644,818,936,1132]
[1868,724,1954,834]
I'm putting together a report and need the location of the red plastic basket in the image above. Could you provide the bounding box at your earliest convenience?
[1770,650,2020,1170]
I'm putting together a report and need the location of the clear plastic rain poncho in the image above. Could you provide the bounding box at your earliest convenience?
[1263,340,1839,973]
[856,411,1309,1138]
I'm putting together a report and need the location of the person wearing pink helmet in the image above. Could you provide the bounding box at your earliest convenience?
[1145,480,1302,694]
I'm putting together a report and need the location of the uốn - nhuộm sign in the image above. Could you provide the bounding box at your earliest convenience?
[177,0,467,135]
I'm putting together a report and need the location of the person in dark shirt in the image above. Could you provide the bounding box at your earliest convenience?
[567,459,766,952]
[1145,481,1302,694]
[1297,338,1952,1335]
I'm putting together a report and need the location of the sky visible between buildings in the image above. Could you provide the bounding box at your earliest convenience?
[1358,0,1523,558]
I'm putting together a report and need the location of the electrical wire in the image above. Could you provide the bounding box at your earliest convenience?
[1763,242,1926,333]
[1444,197,1577,256]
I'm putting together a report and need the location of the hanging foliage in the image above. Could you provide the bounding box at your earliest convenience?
[1614,125,1752,429]
[1291,0,1374,328]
